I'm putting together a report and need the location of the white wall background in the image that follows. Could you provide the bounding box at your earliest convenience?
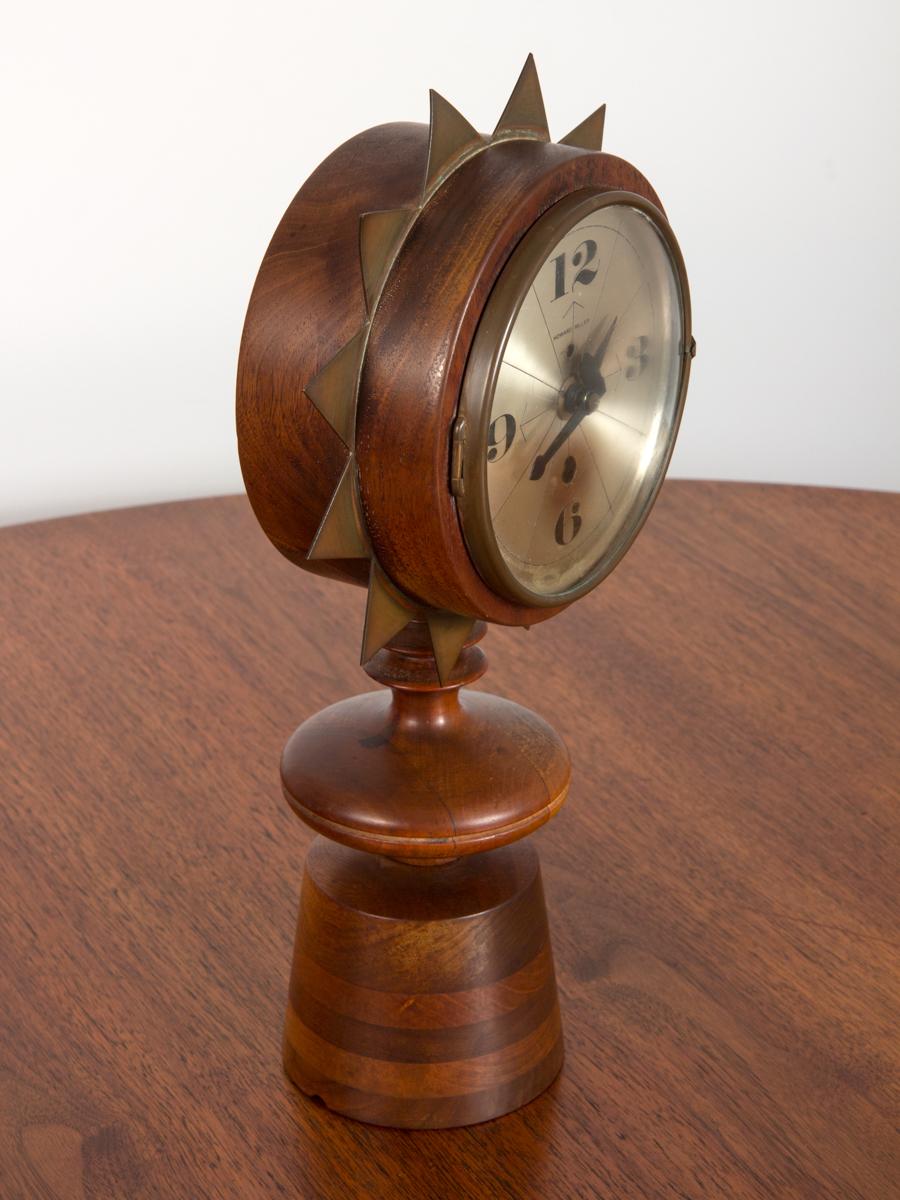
[2,0,898,526]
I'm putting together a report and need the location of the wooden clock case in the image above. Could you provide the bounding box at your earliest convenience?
[237,96,666,628]
[236,58,687,1128]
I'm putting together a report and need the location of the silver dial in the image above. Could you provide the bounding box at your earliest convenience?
[478,197,687,600]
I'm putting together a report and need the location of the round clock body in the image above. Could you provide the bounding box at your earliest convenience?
[238,104,693,645]
[358,140,692,625]
[455,190,690,607]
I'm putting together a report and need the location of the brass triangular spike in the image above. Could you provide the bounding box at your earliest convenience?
[493,53,549,141]
[361,562,417,665]
[305,328,366,449]
[560,103,606,152]
[359,208,411,313]
[308,460,368,561]
[427,612,475,686]
[424,89,485,194]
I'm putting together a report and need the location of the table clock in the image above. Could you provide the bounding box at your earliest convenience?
[237,55,694,1128]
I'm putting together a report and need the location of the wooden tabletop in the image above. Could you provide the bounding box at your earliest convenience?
[1,482,897,1199]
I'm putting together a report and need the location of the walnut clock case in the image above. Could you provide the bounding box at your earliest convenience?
[237,56,694,1129]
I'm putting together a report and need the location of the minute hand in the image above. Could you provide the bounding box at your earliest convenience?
[530,316,618,482]
[530,407,590,481]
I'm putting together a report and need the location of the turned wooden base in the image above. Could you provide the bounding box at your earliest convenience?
[283,837,564,1128]
[279,621,569,1127]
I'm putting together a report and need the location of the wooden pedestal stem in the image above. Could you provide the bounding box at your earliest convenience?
[280,622,570,1127]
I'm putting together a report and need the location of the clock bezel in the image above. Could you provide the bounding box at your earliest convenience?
[357,140,677,629]
[455,188,693,608]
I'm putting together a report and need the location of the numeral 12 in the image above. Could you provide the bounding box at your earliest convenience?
[552,240,599,300]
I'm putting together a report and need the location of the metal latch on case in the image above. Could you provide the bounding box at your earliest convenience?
[450,415,467,498]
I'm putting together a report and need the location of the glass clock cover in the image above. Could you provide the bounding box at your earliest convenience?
[462,193,688,604]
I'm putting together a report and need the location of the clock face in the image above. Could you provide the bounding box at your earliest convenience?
[458,191,689,606]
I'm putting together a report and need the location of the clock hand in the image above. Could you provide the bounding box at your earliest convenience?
[530,316,619,482]
[530,403,592,481]
[579,316,618,391]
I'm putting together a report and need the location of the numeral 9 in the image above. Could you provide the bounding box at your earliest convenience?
[487,413,517,462]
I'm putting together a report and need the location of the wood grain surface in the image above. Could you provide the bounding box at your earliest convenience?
[280,620,570,859]
[283,839,564,1128]
[358,141,664,624]
[1,481,898,1198]
[236,120,429,587]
